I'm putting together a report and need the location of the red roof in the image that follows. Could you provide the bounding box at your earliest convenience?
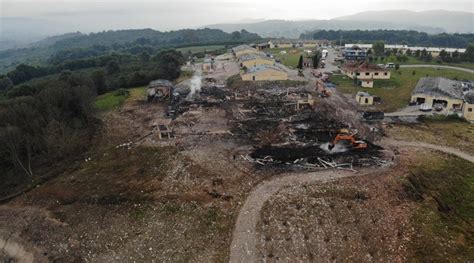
[342,61,388,72]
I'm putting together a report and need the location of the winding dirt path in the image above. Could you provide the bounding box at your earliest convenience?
[229,140,474,262]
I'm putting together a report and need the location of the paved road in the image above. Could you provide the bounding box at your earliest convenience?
[400,64,474,74]
[229,140,474,262]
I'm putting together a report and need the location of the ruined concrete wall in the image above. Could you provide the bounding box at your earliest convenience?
[462,102,474,121]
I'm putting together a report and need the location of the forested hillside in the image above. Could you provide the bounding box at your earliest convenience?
[0,28,260,74]
[301,30,474,48]
[0,28,260,190]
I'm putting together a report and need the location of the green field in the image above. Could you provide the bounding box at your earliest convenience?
[405,154,474,261]
[266,48,310,68]
[94,90,129,111]
[332,68,474,112]
[176,45,226,54]
[381,55,474,70]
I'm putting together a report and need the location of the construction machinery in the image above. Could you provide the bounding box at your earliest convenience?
[316,79,331,98]
[328,129,367,151]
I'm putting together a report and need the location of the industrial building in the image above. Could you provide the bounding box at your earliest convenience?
[241,65,288,81]
[410,77,468,112]
[238,53,274,68]
[232,45,260,58]
[341,61,391,88]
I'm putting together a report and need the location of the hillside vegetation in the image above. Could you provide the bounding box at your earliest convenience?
[302,30,474,48]
[0,28,260,74]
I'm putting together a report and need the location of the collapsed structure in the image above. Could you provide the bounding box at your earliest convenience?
[341,61,391,88]
[147,79,174,102]
[410,77,474,120]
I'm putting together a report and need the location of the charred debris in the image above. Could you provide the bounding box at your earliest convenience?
[147,76,391,171]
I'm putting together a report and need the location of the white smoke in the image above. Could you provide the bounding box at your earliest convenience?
[187,74,202,99]
[320,142,349,154]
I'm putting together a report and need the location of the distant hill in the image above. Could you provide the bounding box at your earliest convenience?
[0,28,260,74]
[334,10,474,33]
[0,17,77,50]
[205,10,473,38]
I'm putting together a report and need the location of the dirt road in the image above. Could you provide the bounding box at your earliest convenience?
[400,64,474,74]
[383,138,474,163]
[229,140,474,262]
[229,169,361,262]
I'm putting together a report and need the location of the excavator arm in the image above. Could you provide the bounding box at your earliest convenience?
[328,129,367,151]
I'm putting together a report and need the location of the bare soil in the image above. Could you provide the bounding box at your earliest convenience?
[257,148,439,262]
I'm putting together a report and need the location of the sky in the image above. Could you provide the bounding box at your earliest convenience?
[1,0,473,32]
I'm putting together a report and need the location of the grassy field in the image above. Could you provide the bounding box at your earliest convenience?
[404,154,474,261]
[266,48,309,68]
[386,120,474,155]
[94,86,146,111]
[176,45,226,54]
[332,68,474,112]
[381,55,474,70]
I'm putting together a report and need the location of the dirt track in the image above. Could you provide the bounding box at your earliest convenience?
[229,140,474,262]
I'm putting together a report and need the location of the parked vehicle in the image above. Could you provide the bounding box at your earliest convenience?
[419,103,432,111]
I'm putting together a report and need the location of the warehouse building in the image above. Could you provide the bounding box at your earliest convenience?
[241,65,288,81]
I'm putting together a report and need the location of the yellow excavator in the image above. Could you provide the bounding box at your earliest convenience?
[328,129,367,151]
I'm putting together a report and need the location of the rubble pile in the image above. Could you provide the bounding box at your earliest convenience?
[232,94,388,170]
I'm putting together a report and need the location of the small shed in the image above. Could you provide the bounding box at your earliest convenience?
[147,79,174,102]
[356,91,374,105]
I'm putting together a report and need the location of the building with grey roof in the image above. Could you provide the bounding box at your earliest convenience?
[410,77,472,115]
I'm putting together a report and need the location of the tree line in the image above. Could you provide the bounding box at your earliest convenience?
[0,49,185,96]
[300,30,474,48]
[364,41,474,63]
[0,48,186,181]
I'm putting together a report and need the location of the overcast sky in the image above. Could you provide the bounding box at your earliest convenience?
[2,0,474,31]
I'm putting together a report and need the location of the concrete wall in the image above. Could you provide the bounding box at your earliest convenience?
[361,80,374,88]
[344,70,390,80]
[356,95,374,105]
[463,102,474,121]
[241,58,274,68]
[241,70,288,81]
[410,94,464,109]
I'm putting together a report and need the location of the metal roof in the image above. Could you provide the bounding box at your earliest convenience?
[413,77,464,100]
[245,65,285,74]
[465,92,474,104]
[149,79,173,87]
[239,53,272,62]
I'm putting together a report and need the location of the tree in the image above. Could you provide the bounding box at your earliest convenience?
[439,49,449,62]
[0,76,13,91]
[312,51,321,69]
[395,63,400,70]
[7,64,47,85]
[372,41,385,56]
[106,60,120,74]
[297,55,303,70]
[231,31,241,40]
[462,44,474,62]
[91,70,107,94]
[153,49,185,80]
[139,51,150,62]
[406,49,412,56]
